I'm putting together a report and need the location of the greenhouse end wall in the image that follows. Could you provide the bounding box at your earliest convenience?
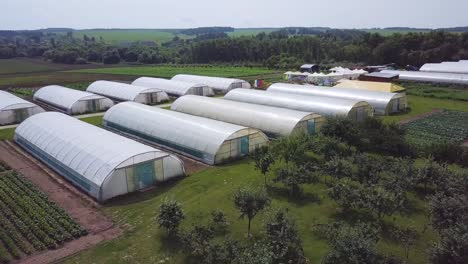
[0,107,44,125]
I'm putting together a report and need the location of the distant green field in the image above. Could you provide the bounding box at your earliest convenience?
[228,28,276,37]
[72,30,191,44]
[402,82,468,101]
[67,66,276,78]
[0,58,62,74]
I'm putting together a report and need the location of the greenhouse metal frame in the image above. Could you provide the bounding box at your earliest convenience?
[132,77,215,97]
[267,83,406,115]
[171,74,251,93]
[14,112,185,201]
[171,95,324,137]
[87,81,169,105]
[34,85,114,115]
[224,89,373,122]
[103,102,268,165]
[0,91,44,125]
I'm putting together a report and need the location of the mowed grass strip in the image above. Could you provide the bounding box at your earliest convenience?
[382,95,468,123]
[66,66,276,78]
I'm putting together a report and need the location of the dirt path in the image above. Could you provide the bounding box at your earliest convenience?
[0,141,122,264]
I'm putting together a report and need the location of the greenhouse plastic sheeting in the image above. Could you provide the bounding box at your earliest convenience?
[34,85,113,113]
[14,112,175,192]
[171,74,251,92]
[381,70,468,85]
[334,80,405,93]
[0,90,42,111]
[132,77,214,97]
[87,80,168,101]
[171,95,318,137]
[267,83,402,115]
[103,102,267,164]
[224,88,370,117]
[420,62,468,74]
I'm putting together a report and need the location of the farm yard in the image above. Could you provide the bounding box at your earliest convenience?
[0,168,87,262]
[0,60,468,264]
[403,110,468,146]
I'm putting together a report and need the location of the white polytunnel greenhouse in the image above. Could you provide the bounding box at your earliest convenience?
[381,70,468,86]
[224,89,373,122]
[171,74,251,93]
[33,85,114,115]
[0,91,44,125]
[420,62,468,74]
[103,102,268,165]
[14,112,185,202]
[171,95,324,137]
[87,81,169,105]
[267,83,406,115]
[132,77,215,97]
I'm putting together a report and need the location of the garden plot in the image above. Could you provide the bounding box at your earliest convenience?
[0,169,87,263]
[402,110,468,146]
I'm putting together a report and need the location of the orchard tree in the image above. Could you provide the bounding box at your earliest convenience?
[157,198,185,235]
[274,164,317,197]
[250,146,275,186]
[234,187,271,237]
[265,209,307,263]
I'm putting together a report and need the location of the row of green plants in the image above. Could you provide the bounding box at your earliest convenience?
[403,110,468,146]
[0,171,87,262]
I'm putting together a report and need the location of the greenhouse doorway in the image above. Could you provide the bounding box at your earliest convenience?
[87,100,98,112]
[307,120,316,134]
[135,161,155,189]
[240,136,249,155]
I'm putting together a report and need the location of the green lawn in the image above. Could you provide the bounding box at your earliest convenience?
[0,128,15,140]
[63,158,436,264]
[67,66,276,78]
[383,95,468,123]
[401,82,468,101]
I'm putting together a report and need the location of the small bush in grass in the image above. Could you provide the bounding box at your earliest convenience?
[157,198,185,235]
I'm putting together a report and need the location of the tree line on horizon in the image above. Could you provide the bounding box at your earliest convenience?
[0,28,467,68]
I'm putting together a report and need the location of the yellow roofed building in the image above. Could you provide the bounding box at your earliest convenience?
[334,80,406,93]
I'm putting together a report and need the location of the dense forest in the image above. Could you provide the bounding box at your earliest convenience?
[1,28,467,68]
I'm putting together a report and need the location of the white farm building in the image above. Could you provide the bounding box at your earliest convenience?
[87,81,169,105]
[224,89,373,122]
[171,95,324,137]
[0,91,44,125]
[34,85,114,115]
[132,77,214,97]
[14,112,185,201]
[171,74,251,93]
[267,83,406,115]
[103,102,268,165]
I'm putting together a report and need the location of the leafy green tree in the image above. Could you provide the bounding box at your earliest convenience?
[328,179,365,212]
[265,209,307,263]
[322,222,381,264]
[323,156,353,181]
[181,225,215,259]
[274,164,317,197]
[365,185,406,220]
[250,146,274,186]
[234,187,271,237]
[392,225,418,260]
[211,209,229,231]
[157,198,185,235]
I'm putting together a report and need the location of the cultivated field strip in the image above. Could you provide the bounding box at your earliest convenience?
[0,167,87,263]
[403,110,468,146]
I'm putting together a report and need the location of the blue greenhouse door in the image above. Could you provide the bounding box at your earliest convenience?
[307,120,316,135]
[88,100,97,112]
[135,161,155,189]
[240,136,249,155]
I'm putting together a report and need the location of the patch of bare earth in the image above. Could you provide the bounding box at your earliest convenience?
[0,141,122,264]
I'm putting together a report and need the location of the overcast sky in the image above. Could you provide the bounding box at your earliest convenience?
[2,0,468,30]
